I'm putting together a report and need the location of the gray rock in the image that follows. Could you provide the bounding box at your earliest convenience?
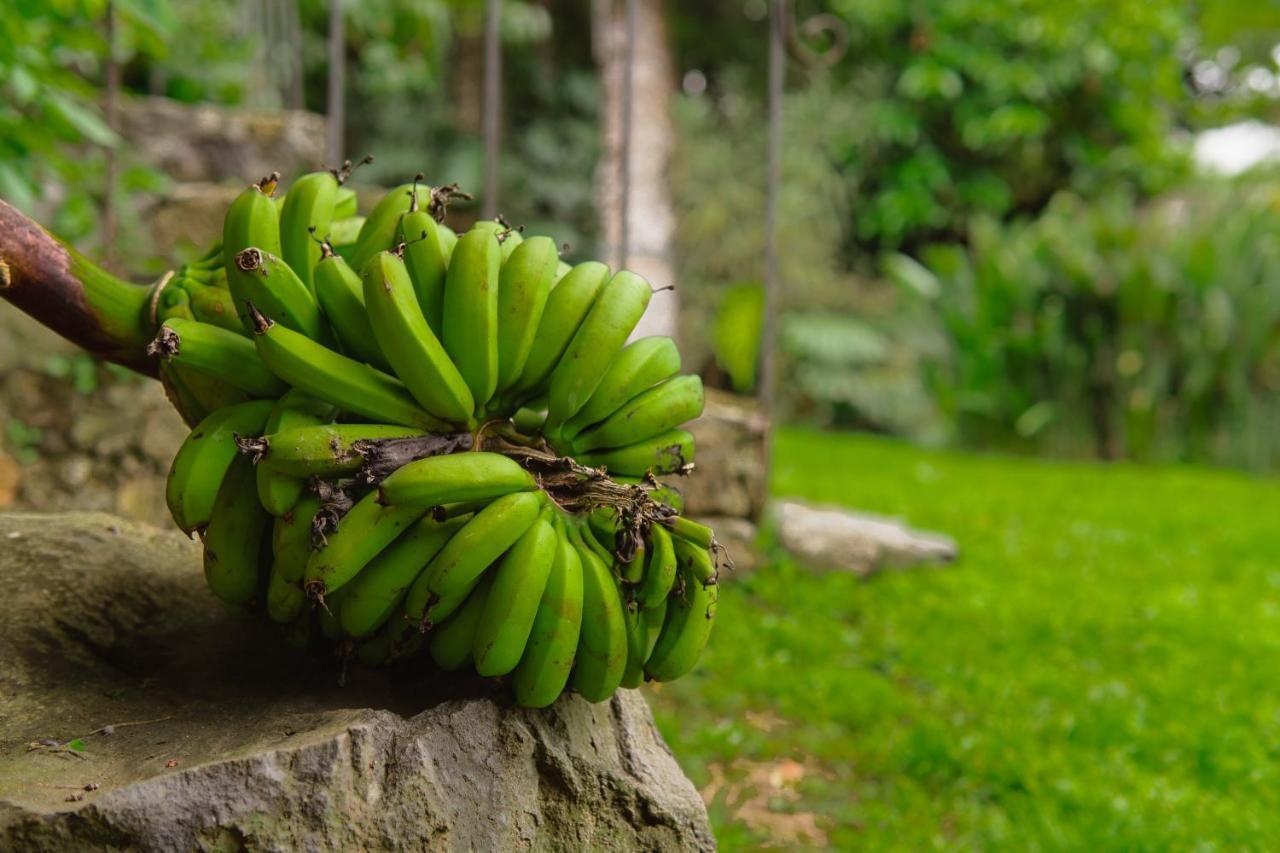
[775,500,957,577]
[0,512,713,852]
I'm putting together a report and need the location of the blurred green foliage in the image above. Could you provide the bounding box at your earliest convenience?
[710,283,764,394]
[897,179,1280,469]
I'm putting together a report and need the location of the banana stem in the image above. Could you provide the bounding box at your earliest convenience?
[0,199,157,376]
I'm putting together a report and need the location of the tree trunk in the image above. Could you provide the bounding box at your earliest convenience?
[592,0,678,341]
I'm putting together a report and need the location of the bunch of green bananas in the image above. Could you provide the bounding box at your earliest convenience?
[147,168,721,708]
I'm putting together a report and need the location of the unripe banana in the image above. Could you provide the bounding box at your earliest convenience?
[165,399,274,534]
[330,216,365,263]
[663,514,716,550]
[442,225,502,408]
[673,536,719,585]
[157,361,215,427]
[362,251,475,424]
[645,563,718,682]
[507,262,610,403]
[255,391,336,516]
[334,185,358,219]
[429,575,493,671]
[561,336,682,439]
[202,456,271,610]
[615,476,685,513]
[182,278,242,334]
[265,555,307,626]
[637,523,677,610]
[339,514,466,638]
[426,490,544,602]
[512,521,584,708]
[568,524,628,703]
[472,514,557,676]
[471,218,524,261]
[280,170,339,294]
[545,270,653,431]
[313,250,393,371]
[511,403,546,436]
[233,248,331,345]
[266,494,322,623]
[377,452,536,508]
[223,175,283,335]
[494,236,560,398]
[250,309,451,431]
[553,260,572,284]
[573,375,705,453]
[350,182,416,271]
[620,604,648,689]
[250,423,425,478]
[577,428,694,477]
[149,318,288,398]
[303,490,426,598]
[399,209,449,332]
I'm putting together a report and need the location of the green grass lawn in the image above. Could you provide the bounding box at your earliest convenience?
[648,428,1280,850]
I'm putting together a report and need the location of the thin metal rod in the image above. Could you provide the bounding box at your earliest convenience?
[617,0,638,269]
[102,0,119,266]
[482,0,503,218]
[326,0,345,165]
[759,0,785,501]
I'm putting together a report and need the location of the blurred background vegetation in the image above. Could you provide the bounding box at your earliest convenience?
[5,0,1280,471]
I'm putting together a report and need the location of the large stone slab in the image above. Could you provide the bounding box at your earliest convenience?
[0,512,713,851]
[775,500,957,577]
[678,389,767,521]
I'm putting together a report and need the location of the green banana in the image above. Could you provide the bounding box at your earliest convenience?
[663,514,716,550]
[181,278,242,333]
[442,225,502,409]
[303,490,426,597]
[350,182,416,271]
[637,523,677,610]
[331,216,366,262]
[645,563,718,682]
[545,270,653,431]
[494,236,560,396]
[377,452,536,508]
[429,575,493,671]
[577,428,694,477]
[201,455,271,610]
[313,249,393,371]
[472,513,557,676]
[339,514,466,638]
[280,170,338,294]
[398,208,449,333]
[149,318,287,398]
[568,524,628,702]
[573,375,705,453]
[553,260,572,284]
[426,490,544,602]
[512,521,584,708]
[249,309,451,431]
[252,423,425,478]
[362,251,475,424]
[334,185,358,219]
[506,262,610,402]
[223,174,283,335]
[673,536,719,585]
[561,336,682,438]
[157,361,214,427]
[620,604,648,689]
[266,494,321,623]
[256,391,336,516]
[232,248,330,344]
[165,399,274,534]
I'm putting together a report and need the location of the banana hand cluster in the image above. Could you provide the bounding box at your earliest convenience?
[151,168,722,708]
